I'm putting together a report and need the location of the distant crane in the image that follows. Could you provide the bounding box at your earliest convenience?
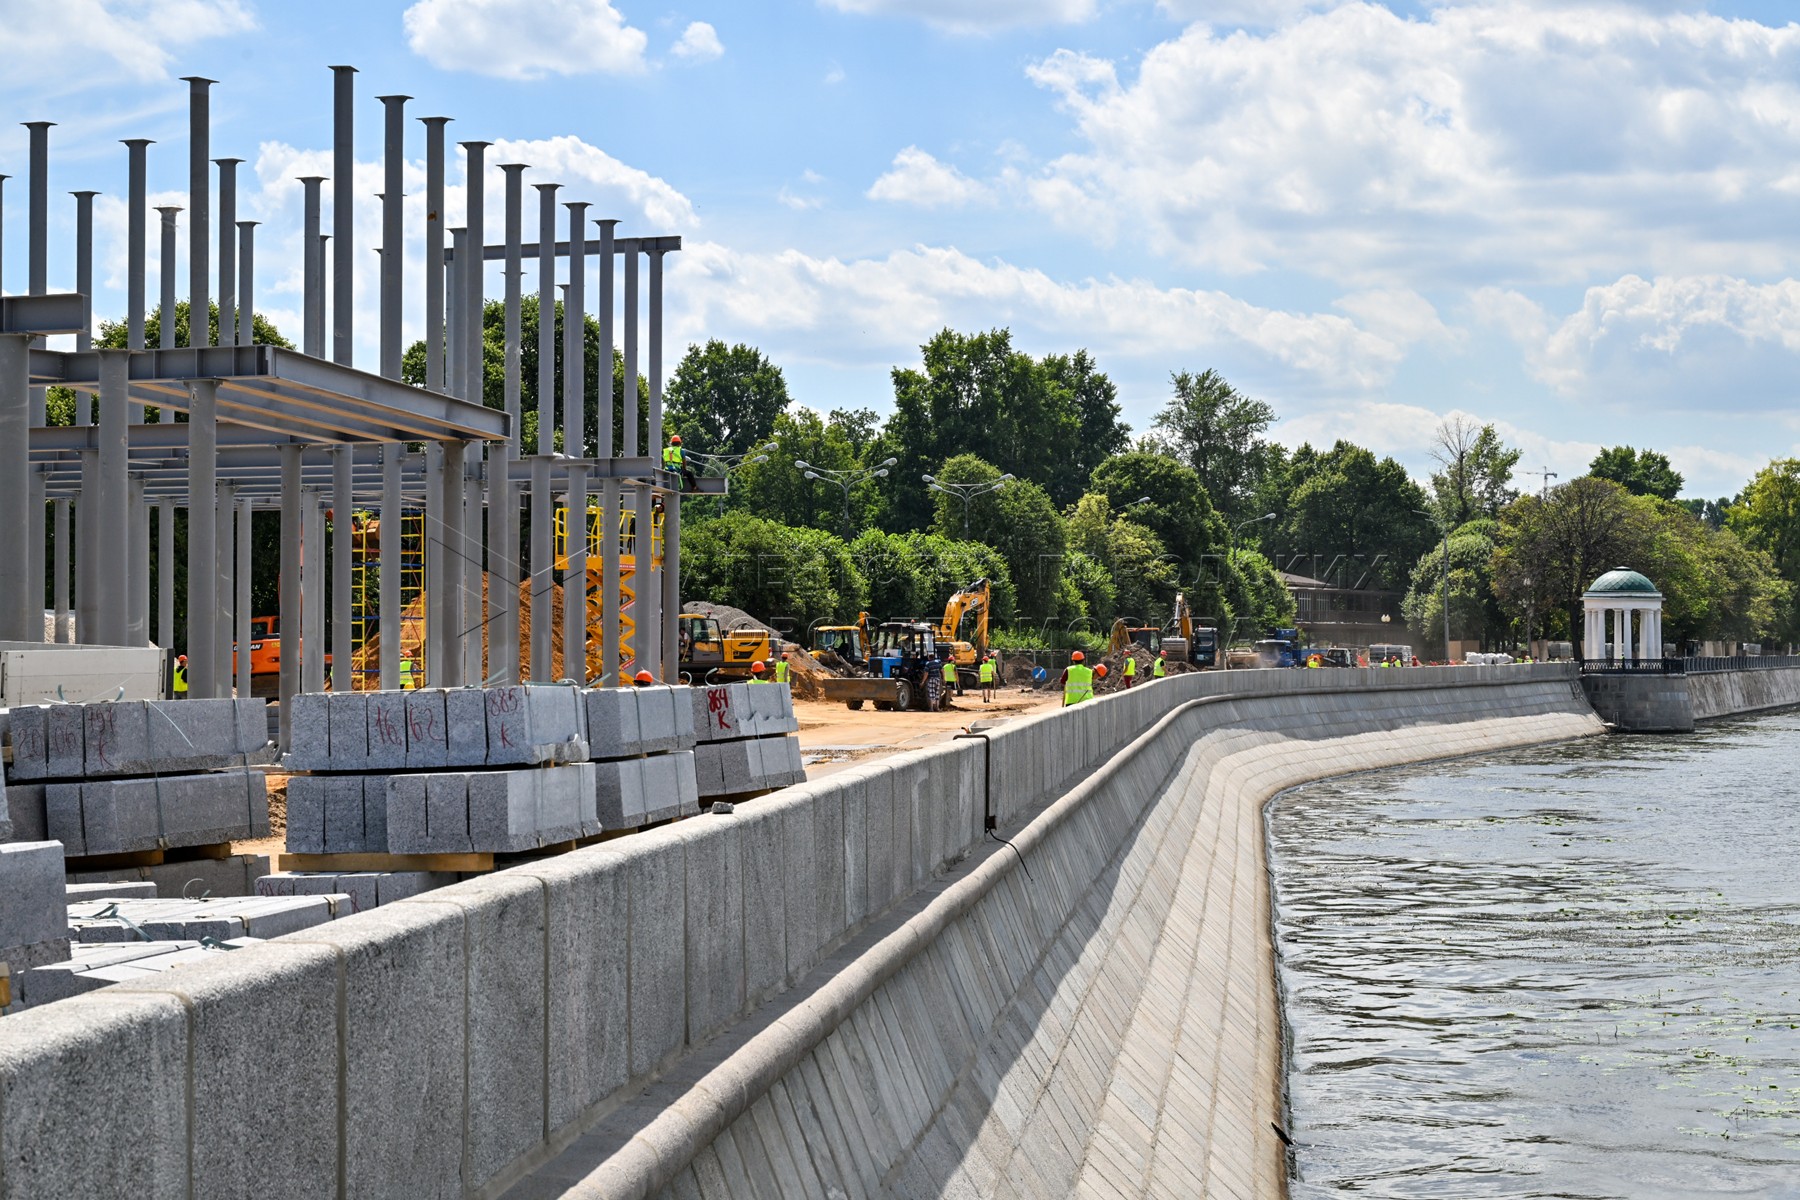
[1521,466,1558,500]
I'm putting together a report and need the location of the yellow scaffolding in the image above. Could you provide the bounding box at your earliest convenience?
[348,510,426,690]
[554,502,664,676]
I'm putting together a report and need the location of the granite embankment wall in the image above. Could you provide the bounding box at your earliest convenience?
[1687,664,1800,721]
[0,665,1601,1200]
[1582,662,1800,731]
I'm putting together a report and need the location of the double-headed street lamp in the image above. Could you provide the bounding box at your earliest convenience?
[798,457,897,537]
[923,473,1014,537]
[690,443,778,512]
[1231,512,1276,567]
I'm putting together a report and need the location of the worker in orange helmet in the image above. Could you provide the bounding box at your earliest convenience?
[663,433,696,490]
[749,660,772,683]
[173,654,189,698]
[633,670,655,687]
[1060,649,1094,707]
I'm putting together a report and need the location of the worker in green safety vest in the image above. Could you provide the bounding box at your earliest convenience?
[1061,650,1094,707]
[663,435,696,490]
[173,654,188,698]
[942,656,958,699]
[1122,654,1137,689]
[400,655,417,690]
[748,660,773,683]
[773,656,790,686]
[978,654,995,703]
[1153,651,1167,679]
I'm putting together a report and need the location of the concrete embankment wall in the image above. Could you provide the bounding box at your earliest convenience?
[1687,664,1800,721]
[535,666,1603,1199]
[0,665,1599,1200]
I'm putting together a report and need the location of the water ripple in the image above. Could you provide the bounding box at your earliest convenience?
[1269,710,1800,1198]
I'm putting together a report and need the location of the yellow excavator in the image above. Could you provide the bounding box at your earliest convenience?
[1160,592,1220,669]
[811,611,873,668]
[937,579,991,684]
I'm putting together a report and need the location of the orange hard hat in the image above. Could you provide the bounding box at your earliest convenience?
[1095,664,1108,678]
[751,660,767,674]
[670,434,682,444]
[1158,649,1166,656]
[634,670,655,685]
[1070,650,1084,662]
[177,654,187,663]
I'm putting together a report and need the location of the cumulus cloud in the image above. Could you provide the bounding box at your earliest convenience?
[671,20,723,62]
[819,0,1094,34]
[403,0,647,80]
[1023,5,1800,284]
[0,0,254,92]
[867,147,992,208]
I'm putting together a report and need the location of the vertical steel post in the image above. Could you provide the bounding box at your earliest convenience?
[624,245,639,458]
[464,468,483,684]
[125,139,150,352]
[597,219,620,686]
[181,79,212,348]
[158,502,174,648]
[187,380,219,696]
[597,219,617,457]
[301,177,324,356]
[0,175,7,294]
[440,440,466,687]
[649,247,664,460]
[530,454,552,682]
[565,203,588,457]
[663,482,681,683]
[462,142,489,403]
[423,117,450,392]
[303,492,326,696]
[331,65,356,366]
[380,447,401,688]
[565,462,588,681]
[97,350,131,645]
[52,498,70,643]
[638,481,658,674]
[22,125,49,632]
[446,230,464,400]
[535,183,559,452]
[129,478,149,646]
[379,95,409,379]
[279,445,301,745]
[494,162,526,684]
[462,144,490,679]
[72,191,97,427]
[77,455,97,642]
[216,482,236,689]
[24,122,50,297]
[236,221,256,345]
[332,446,353,692]
[215,157,240,346]
[237,494,252,698]
[28,474,44,642]
[157,207,180,349]
[0,335,31,641]
[649,248,670,677]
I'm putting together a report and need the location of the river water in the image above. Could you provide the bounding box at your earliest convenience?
[1267,709,1800,1198]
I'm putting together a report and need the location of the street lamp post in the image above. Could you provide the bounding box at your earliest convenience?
[798,457,897,538]
[922,473,1014,537]
[691,443,777,513]
[1230,512,1276,569]
[1417,508,1450,660]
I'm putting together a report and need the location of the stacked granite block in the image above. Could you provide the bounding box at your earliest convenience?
[12,938,261,1007]
[688,683,806,799]
[256,869,456,913]
[3,699,273,860]
[0,843,72,991]
[65,894,350,942]
[282,685,597,860]
[66,853,272,899]
[583,684,701,828]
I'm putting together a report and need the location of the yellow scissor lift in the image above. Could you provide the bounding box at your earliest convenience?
[348,511,427,690]
[555,500,663,680]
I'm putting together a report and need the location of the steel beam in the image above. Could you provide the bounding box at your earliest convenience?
[0,293,89,336]
[186,379,219,695]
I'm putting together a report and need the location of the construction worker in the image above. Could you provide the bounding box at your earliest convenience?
[1060,650,1094,707]
[1153,650,1167,679]
[749,660,772,683]
[172,654,188,698]
[978,654,995,703]
[1307,652,1323,668]
[773,655,790,686]
[942,656,958,699]
[663,434,697,491]
[1122,654,1137,689]
[400,654,417,690]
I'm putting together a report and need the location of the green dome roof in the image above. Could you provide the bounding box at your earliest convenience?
[1584,567,1660,596]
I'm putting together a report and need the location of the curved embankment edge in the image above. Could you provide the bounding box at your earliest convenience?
[542,667,1603,1199]
[0,665,1598,1200]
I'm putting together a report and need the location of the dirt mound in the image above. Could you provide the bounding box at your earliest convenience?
[779,643,837,700]
[1093,644,1194,693]
[684,601,778,639]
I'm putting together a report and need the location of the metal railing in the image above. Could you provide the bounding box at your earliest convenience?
[1681,654,1800,674]
[1580,654,1800,675]
[1578,657,1685,675]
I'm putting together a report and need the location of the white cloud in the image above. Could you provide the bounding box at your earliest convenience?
[403,0,647,80]
[867,147,992,208]
[1024,5,1800,285]
[0,0,254,92]
[668,240,1419,388]
[819,0,1094,35]
[671,20,723,63]
[823,62,846,85]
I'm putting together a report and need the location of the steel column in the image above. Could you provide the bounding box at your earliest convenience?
[236,222,256,345]
[424,441,445,682]
[52,498,70,643]
[649,247,664,459]
[530,454,551,681]
[535,183,559,452]
[331,65,356,366]
[564,465,587,682]
[638,481,658,675]
[236,494,253,698]
[129,479,149,646]
[279,443,301,745]
[97,350,131,645]
[494,162,526,684]
[158,502,174,647]
[182,79,212,348]
[186,379,219,695]
[423,117,450,392]
[331,446,353,692]
[216,158,239,346]
[28,474,44,642]
[303,492,326,696]
[663,481,681,683]
[72,191,96,353]
[157,207,180,349]
[464,469,483,684]
[125,139,150,352]
[25,122,49,297]
[301,177,324,356]
[597,219,619,687]
[624,246,638,457]
[379,95,408,379]
[440,440,466,687]
[463,142,489,404]
[379,446,402,689]
[216,482,236,689]
[76,453,97,642]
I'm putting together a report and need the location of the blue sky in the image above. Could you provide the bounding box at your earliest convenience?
[5,0,1800,499]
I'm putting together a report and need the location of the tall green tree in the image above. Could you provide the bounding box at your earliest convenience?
[721,408,877,533]
[1087,450,1228,569]
[1727,459,1800,642]
[1403,520,1506,657]
[678,511,867,630]
[1589,445,1684,501]
[1149,368,1276,522]
[1266,441,1435,590]
[1428,417,1520,526]
[664,340,790,457]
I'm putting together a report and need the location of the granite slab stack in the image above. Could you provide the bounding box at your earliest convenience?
[688,682,806,799]
[282,685,597,859]
[0,842,72,1006]
[255,869,457,912]
[3,699,273,859]
[65,894,351,942]
[66,853,272,899]
[11,938,263,1007]
[583,684,701,828]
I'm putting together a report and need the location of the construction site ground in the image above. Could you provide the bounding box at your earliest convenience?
[794,685,1063,779]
